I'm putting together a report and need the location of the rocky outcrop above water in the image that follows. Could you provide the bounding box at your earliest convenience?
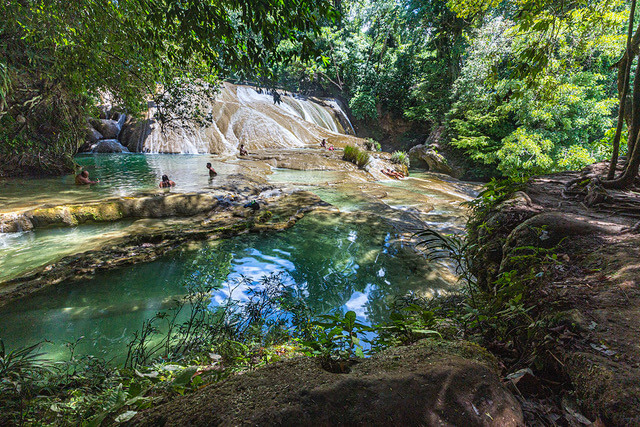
[91,139,130,153]
[0,192,223,232]
[134,340,523,426]
[79,113,130,153]
[409,144,460,177]
[90,113,126,140]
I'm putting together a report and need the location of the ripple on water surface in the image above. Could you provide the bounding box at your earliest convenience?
[0,212,454,361]
[0,154,243,212]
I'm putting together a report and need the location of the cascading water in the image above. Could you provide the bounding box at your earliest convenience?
[142,83,356,154]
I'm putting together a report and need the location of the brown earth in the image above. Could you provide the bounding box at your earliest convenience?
[469,163,640,425]
[133,340,524,427]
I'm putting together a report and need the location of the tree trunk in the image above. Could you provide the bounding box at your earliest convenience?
[608,0,636,179]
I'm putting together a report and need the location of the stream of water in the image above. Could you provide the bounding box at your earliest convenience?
[0,154,478,361]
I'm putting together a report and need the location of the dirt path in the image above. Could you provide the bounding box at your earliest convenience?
[476,167,640,424]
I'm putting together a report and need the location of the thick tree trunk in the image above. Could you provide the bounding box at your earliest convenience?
[608,0,636,179]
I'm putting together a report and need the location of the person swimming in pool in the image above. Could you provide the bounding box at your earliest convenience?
[159,175,176,188]
[75,170,99,185]
[206,162,217,177]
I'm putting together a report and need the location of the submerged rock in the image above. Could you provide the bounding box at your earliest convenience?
[134,340,523,426]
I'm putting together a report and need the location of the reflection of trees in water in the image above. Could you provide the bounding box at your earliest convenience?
[182,245,234,292]
[213,213,438,326]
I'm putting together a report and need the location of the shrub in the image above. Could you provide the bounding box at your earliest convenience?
[364,138,381,151]
[356,151,370,168]
[391,151,410,168]
[343,145,370,168]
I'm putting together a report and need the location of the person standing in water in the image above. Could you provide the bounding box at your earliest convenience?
[159,175,176,188]
[206,162,217,177]
[75,170,99,185]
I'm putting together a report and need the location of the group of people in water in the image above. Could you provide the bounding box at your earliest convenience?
[75,139,405,187]
[75,145,246,187]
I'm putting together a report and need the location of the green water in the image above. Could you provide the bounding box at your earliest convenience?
[0,154,244,212]
[0,212,449,361]
[0,221,134,282]
[0,155,477,361]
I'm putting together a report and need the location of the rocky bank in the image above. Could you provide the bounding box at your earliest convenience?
[468,165,640,424]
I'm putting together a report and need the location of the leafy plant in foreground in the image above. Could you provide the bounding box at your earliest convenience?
[302,311,370,367]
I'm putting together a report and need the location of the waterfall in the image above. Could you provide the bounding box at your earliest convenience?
[142,83,357,154]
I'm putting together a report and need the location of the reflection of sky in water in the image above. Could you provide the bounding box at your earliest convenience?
[0,207,455,362]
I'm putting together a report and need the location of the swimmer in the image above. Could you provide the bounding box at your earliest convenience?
[75,170,99,185]
[206,162,217,177]
[159,174,176,188]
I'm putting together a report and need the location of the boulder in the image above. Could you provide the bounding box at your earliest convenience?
[90,113,126,139]
[119,116,151,152]
[409,144,458,177]
[91,139,130,153]
[85,125,103,144]
[134,340,524,426]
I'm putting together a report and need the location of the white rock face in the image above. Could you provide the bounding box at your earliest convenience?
[139,83,360,154]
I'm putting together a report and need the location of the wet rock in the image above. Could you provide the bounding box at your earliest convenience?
[134,340,524,426]
[409,144,459,177]
[90,113,126,139]
[85,126,103,144]
[119,115,152,152]
[0,215,34,233]
[91,139,130,153]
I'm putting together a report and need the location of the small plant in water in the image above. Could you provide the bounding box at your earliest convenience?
[343,145,370,168]
[391,151,410,168]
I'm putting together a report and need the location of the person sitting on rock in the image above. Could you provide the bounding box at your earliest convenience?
[75,170,99,185]
[159,174,176,188]
[320,138,327,148]
[328,145,335,151]
[206,162,217,177]
[239,144,248,156]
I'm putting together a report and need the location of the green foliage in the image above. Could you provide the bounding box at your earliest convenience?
[343,145,371,168]
[0,339,48,398]
[364,138,381,151]
[445,13,622,179]
[303,311,370,362]
[349,91,378,120]
[0,0,335,174]
[273,0,469,125]
[390,150,410,167]
[373,304,441,348]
